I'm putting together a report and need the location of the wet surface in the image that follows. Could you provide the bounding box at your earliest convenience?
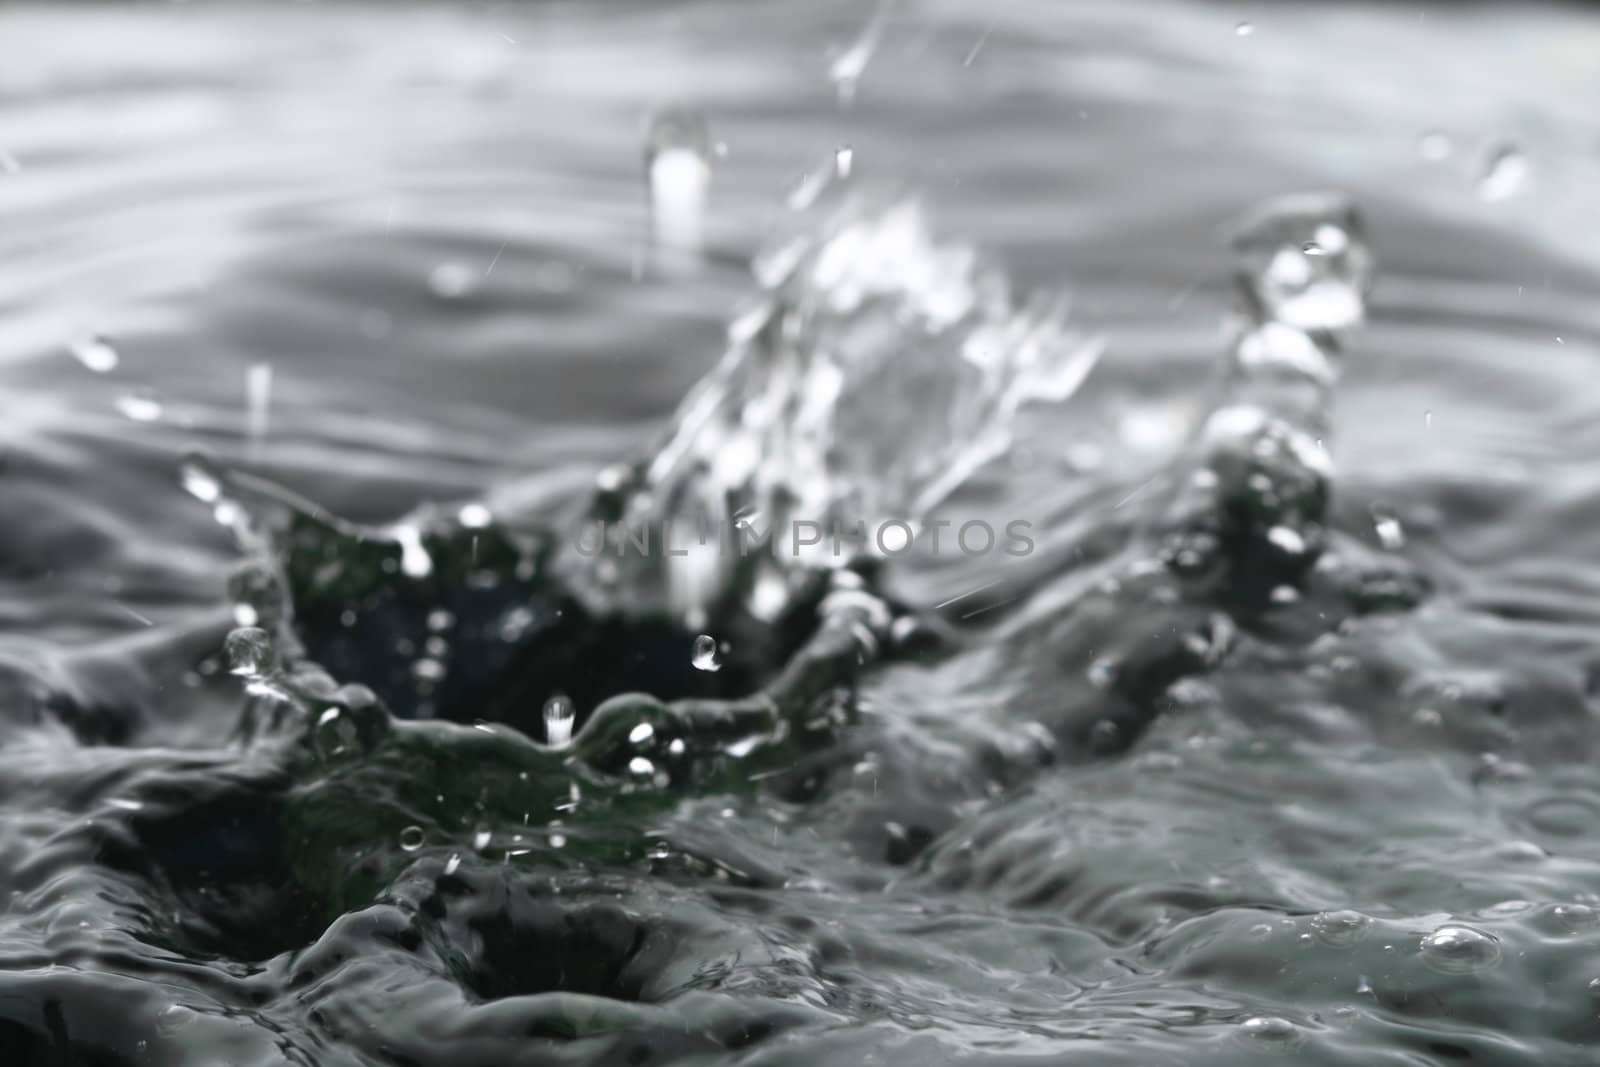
[3,2,1600,1064]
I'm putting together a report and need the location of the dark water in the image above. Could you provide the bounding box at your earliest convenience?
[5,2,1600,1065]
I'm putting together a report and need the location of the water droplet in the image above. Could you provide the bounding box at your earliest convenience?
[0,149,20,174]
[1231,192,1373,332]
[1424,409,1433,430]
[834,146,854,178]
[390,523,433,579]
[224,627,274,678]
[114,393,164,423]
[1311,909,1372,946]
[443,853,461,876]
[1372,506,1405,550]
[179,454,223,504]
[70,334,119,373]
[428,262,477,300]
[644,108,713,269]
[543,694,576,747]
[1420,923,1501,974]
[1266,524,1308,556]
[472,828,492,851]
[398,826,425,852]
[1418,130,1453,161]
[246,363,272,460]
[627,756,656,777]
[1234,21,1254,37]
[315,707,360,759]
[1239,1016,1296,1041]
[458,502,492,528]
[548,832,567,848]
[691,634,723,672]
[828,1,890,105]
[1477,144,1529,202]
[628,722,655,745]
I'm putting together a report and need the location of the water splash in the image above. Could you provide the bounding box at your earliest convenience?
[604,191,1101,619]
[1228,191,1373,332]
[1159,192,1373,588]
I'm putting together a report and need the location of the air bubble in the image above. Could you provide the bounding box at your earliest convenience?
[398,826,425,852]
[1311,909,1372,946]
[1239,1016,1296,1041]
[1420,923,1501,974]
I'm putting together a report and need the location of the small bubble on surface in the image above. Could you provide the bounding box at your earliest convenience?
[1312,909,1372,946]
[398,826,425,852]
[1239,1016,1296,1041]
[1420,923,1501,974]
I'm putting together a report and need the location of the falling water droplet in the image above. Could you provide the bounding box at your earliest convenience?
[828,1,891,105]
[398,826,425,852]
[1231,192,1374,332]
[472,827,492,851]
[458,502,492,528]
[1372,506,1405,550]
[1420,923,1501,974]
[443,853,461,876]
[224,627,274,678]
[1477,144,1529,202]
[691,634,723,672]
[428,262,477,301]
[70,334,119,373]
[246,363,272,461]
[1424,409,1433,430]
[114,393,164,423]
[644,109,713,272]
[834,146,855,179]
[543,693,576,747]
[179,454,223,504]
[1234,21,1254,37]
[1418,130,1453,161]
[391,523,433,579]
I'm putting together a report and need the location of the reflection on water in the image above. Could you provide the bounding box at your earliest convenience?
[2,2,1600,1065]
